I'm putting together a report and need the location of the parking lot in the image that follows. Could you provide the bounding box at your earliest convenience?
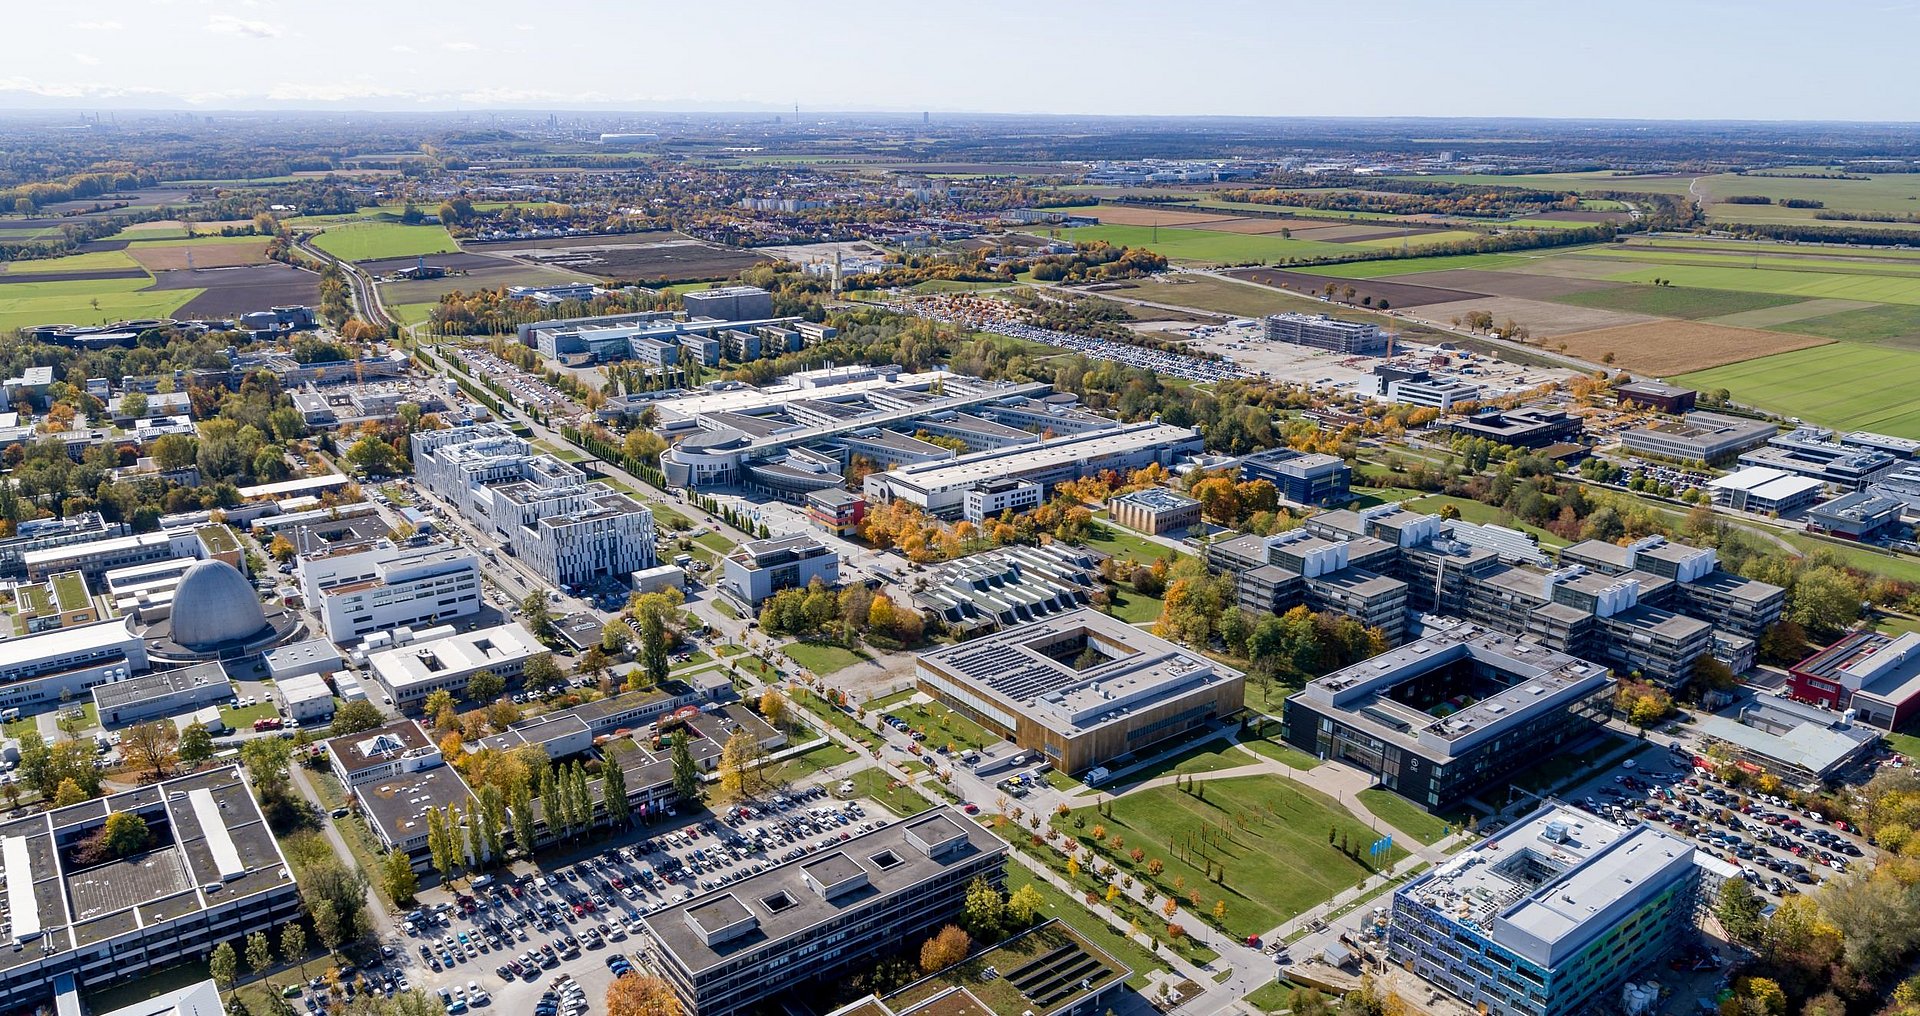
[380,785,897,1013]
[1553,738,1872,904]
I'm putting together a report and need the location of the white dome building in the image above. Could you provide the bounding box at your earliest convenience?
[168,560,269,650]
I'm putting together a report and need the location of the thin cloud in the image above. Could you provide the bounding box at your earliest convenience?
[206,14,283,39]
[69,20,125,31]
[441,41,481,52]
[74,54,101,66]
[390,44,417,54]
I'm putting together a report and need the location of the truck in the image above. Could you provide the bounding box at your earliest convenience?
[1084,766,1111,786]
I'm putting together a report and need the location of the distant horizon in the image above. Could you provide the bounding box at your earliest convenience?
[9,0,1920,122]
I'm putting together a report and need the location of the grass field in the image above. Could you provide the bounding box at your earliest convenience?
[1597,261,1920,306]
[1356,789,1456,845]
[844,766,933,817]
[1774,302,1920,347]
[1,249,141,274]
[1057,776,1406,939]
[888,701,997,752]
[1677,342,1920,437]
[1549,283,1803,319]
[1237,736,1319,770]
[1103,587,1165,625]
[781,641,870,676]
[1348,229,1484,249]
[0,278,200,334]
[1295,252,1534,278]
[311,222,459,262]
[1082,520,1190,566]
[1058,224,1350,265]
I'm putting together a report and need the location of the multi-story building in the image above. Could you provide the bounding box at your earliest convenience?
[298,540,483,643]
[0,512,127,577]
[963,477,1044,523]
[1560,536,1785,640]
[1789,630,1920,731]
[1707,466,1824,516]
[1218,530,1408,643]
[1614,380,1698,414]
[1262,313,1390,355]
[682,285,775,322]
[325,718,444,787]
[720,535,840,609]
[411,424,657,586]
[1620,411,1776,464]
[864,423,1204,518]
[367,621,548,710]
[1107,488,1201,536]
[804,489,866,536]
[639,808,1008,1016]
[1236,447,1352,506]
[1388,803,1709,1016]
[21,528,204,583]
[910,544,1102,635]
[915,609,1243,775]
[827,921,1129,1016]
[1739,426,1897,489]
[1806,490,1906,541]
[91,661,231,727]
[1446,408,1584,449]
[0,617,149,714]
[1387,375,1482,411]
[1280,622,1615,806]
[0,767,304,1014]
[12,570,99,634]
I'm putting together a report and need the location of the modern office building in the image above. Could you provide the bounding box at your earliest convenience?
[0,513,127,578]
[720,534,840,609]
[865,423,1205,518]
[1707,466,1824,515]
[915,609,1243,775]
[1388,803,1706,1016]
[1236,447,1353,506]
[1217,530,1409,643]
[1280,622,1615,806]
[367,621,548,710]
[1788,630,1920,731]
[1806,490,1906,540]
[1107,488,1202,536]
[21,528,204,584]
[963,478,1045,523]
[12,569,100,634]
[1446,408,1584,449]
[910,544,1102,635]
[804,489,866,536]
[1739,426,1898,489]
[1262,313,1390,355]
[0,617,149,714]
[639,808,1009,1016]
[1386,375,1482,411]
[682,285,775,323]
[91,662,231,727]
[0,767,304,1015]
[298,540,484,643]
[1614,380,1698,414]
[1558,535,1785,640]
[411,424,657,586]
[1619,411,1776,464]
[1688,696,1879,787]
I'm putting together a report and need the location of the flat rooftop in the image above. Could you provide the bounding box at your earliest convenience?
[324,718,435,777]
[883,423,1198,494]
[640,807,1006,976]
[368,622,544,691]
[916,608,1240,735]
[91,662,229,713]
[1709,466,1825,501]
[1109,488,1198,512]
[356,764,476,846]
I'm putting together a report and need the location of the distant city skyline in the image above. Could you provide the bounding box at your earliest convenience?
[7,0,1920,122]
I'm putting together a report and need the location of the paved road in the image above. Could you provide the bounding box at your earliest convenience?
[290,761,398,937]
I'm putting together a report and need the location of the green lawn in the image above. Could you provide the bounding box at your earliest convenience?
[844,766,934,817]
[1406,494,1567,548]
[791,687,883,751]
[1125,738,1256,783]
[1548,283,1803,320]
[1102,587,1165,625]
[864,687,918,710]
[694,531,737,556]
[669,649,713,671]
[310,222,458,262]
[1237,737,1319,771]
[762,740,857,789]
[1,249,141,274]
[1293,252,1534,278]
[1058,224,1350,265]
[0,277,201,334]
[889,701,998,752]
[1348,229,1485,249]
[1677,342,1920,437]
[782,640,870,676]
[1775,302,1920,347]
[1244,980,1315,1013]
[1780,533,1920,586]
[1057,776,1407,939]
[1081,520,1190,565]
[220,701,279,730]
[1356,789,1456,845]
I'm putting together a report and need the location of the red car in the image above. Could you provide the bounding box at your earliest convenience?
[962,803,979,815]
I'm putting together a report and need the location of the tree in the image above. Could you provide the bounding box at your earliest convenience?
[718,731,760,796]
[641,609,669,688]
[1790,565,1863,637]
[381,849,419,906]
[210,941,239,999]
[758,688,788,729]
[523,653,562,690]
[120,391,148,419]
[121,720,180,781]
[1007,883,1044,927]
[960,876,1005,940]
[520,593,554,641]
[605,973,682,1016]
[344,435,400,477]
[669,730,700,801]
[1716,878,1765,944]
[466,670,505,704]
[269,534,296,564]
[53,779,88,807]
[247,930,274,977]
[280,923,307,975]
[603,762,630,828]
[329,699,385,735]
[423,689,456,722]
[101,811,151,857]
[426,807,453,879]
[310,897,345,956]
[510,778,536,856]
[178,721,215,766]
[240,737,293,799]
[602,619,634,656]
[919,924,971,974]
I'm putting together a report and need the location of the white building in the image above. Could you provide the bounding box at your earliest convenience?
[368,621,548,709]
[1386,376,1483,411]
[962,478,1043,523]
[276,672,335,723]
[264,639,345,683]
[298,540,483,643]
[0,616,149,713]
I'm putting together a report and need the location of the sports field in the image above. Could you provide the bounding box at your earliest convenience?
[1057,224,1348,264]
[1054,775,1405,939]
[1677,342,1920,437]
[311,222,459,262]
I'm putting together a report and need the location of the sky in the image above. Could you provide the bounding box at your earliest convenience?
[7,0,1920,121]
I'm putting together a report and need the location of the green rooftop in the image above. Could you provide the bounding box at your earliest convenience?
[15,583,52,616]
[50,570,88,610]
[883,921,1128,1016]
[197,525,240,554]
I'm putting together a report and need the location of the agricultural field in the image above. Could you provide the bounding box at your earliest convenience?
[469,233,767,282]
[1772,302,1920,348]
[0,249,142,275]
[1549,319,1831,375]
[125,236,274,271]
[1594,261,1920,306]
[162,264,321,319]
[1293,252,1537,278]
[1677,342,1920,437]
[0,277,201,334]
[1224,267,1483,309]
[1054,775,1407,939]
[1548,283,1804,320]
[1058,224,1349,264]
[311,222,460,262]
[1110,275,1336,318]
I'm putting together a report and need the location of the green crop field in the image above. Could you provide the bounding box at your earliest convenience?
[1186,198,1438,223]
[310,222,458,261]
[1057,224,1349,264]
[1598,262,1920,306]
[1549,284,1803,319]
[0,277,199,334]
[0,249,141,274]
[1347,229,1483,249]
[1295,252,1535,278]
[1055,775,1406,939]
[1774,303,1920,347]
[1677,342,1920,437]
[1625,237,1920,261]
[1580,246,1920,278]
[1401,171,1698,196]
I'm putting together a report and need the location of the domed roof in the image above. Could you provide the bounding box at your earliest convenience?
[169,560,268,649]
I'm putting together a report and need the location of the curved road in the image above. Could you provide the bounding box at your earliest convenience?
[295,233,392,328]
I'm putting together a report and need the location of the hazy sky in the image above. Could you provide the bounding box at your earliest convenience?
[8,0,1920,120]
